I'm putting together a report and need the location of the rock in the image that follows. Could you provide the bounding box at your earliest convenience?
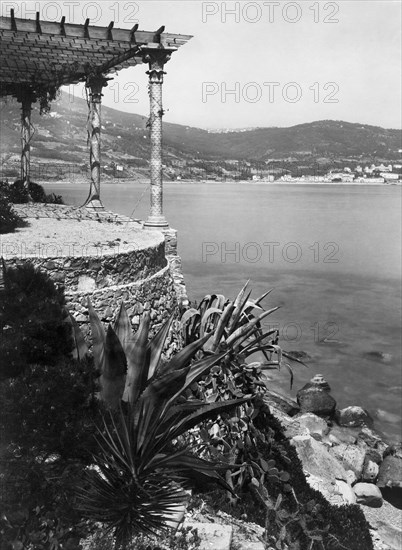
[329,443,367,479]
[292,413,330,438]
[296,374,336,416]
[354,483,383,507]
[375,521,402,550]
[328,425,358,445]
[328,433,342,446]
[365,447,385,465]
[77,275,96,293]
[362,459,379,482]
[268,405,302,439]
[345,469,357,485]
[335,406,374,428]
[386,443,402,459]
[358,427,389,458]
[75,314,87,323]
[359,500,402,550]
[377,455,402,488]
[185,522,233,550]
[264,389,300,416]
[334,479,357,505]
[291,434,347,482]
[305,475,356,506]
[235,543,265,550]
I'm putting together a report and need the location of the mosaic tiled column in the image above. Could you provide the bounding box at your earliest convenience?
[83,74,109,210]
[17,87,35,188]
[143,50,171,229]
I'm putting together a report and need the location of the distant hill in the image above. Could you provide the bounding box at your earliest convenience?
[0,91,401,181]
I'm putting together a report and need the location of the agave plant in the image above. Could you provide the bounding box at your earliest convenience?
[179,283,307,498]
[70,300,251,547]
[180,281,306,387]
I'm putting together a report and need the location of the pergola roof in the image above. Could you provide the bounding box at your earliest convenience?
[0,11,192,96]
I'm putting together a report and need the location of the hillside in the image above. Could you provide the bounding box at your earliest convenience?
[0,91,401,181]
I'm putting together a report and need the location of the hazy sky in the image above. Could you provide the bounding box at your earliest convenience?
[5,1,402,129]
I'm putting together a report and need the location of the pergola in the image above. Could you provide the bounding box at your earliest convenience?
[0,11,191,228]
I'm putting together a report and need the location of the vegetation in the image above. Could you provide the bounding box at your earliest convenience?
[2,179,64,204]
[0,179,63,234]
[0,262,72,378]
[177,286,373,550]
[73,301,251,547]
[0,271,374,550]
[0,195,26,233]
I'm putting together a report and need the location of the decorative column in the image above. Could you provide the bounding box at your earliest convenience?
[143,49,171,228]
[17,87,36,188]
[83,74,109,210]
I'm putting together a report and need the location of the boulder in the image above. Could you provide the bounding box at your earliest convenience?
[345,469,357,485]
[364,447,384,465]
[296,374,336,416]
[335,406,374,428]
[375,521,402,550]
[377,455,402,488]
[334,479,357,505]
[291,434,347,482]
[268,405,303,439]
[358,426,389,457]
[328,425,358,445]
[329,443,366,479]
[264,389,300,416]
[305,474,356,506]
[354,483,383,507]
[361,459,379,482]
[291,413,330,438]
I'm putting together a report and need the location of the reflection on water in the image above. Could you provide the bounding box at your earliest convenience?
[44,182,402,441]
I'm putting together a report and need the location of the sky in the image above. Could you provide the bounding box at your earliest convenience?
[3,0,401,130]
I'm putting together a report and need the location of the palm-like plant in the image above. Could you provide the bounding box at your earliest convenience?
[71,301,250,548]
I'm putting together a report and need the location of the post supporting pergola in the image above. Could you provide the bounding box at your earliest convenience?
[83,74,109,210]
[143,49,171,229]
[16,86,35,187]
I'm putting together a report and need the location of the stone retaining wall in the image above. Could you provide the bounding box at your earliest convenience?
[2,204,183,340]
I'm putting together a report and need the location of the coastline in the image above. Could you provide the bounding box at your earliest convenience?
[40,179,402,186]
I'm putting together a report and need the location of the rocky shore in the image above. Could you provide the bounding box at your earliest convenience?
[264,375,402,550]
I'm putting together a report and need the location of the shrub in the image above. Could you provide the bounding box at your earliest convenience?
[0,195,26,234]
[0,182,26,233]
[0,357,99,550]
[0,262,73,377]
[5,179,63,204]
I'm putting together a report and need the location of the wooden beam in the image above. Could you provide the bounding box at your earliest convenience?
[107,20,114,40]
[60,16,66,37]
[98,46,141,73]
[84,18,90,38]
[35,12,42,34]
[155,25,165,43]
[130,23,139,43]
[10,9,17,31]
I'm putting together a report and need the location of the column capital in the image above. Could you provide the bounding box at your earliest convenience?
[85,74,110,102]
[142,49,172,82]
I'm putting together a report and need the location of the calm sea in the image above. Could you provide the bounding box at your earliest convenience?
[43,182,402,442]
